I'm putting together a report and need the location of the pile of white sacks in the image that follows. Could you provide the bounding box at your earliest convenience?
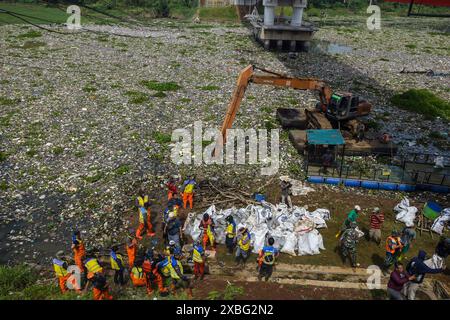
[394,197,450,235]
[183,202,330,256]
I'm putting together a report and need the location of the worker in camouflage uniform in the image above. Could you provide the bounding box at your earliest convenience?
[340,221,361,268]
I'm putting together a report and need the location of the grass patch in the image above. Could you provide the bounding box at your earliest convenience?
[198,6,238,22]
[0,97,19,106]
[82,85,97,93]
[84,172,104,183]
[198,85,220,91]
[125,91,148,104]
[16,30,42,39]
[115,164,130,175]
[152,131,172,144]
[141,80,181,92]
[391,89,450,120]
[0,151,8,162]
[52,146,64,155]
[405,44,417,49]
[0,181,8,191]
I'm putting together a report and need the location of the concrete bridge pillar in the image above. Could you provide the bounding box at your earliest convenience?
[291,0,307,27]
[263,0,278,26]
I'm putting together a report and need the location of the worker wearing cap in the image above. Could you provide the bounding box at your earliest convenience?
[86,272,112,300]
[384,230,403,271]
[257,237,279,281]
[182,176,196,209]
[369,207,385,245]
[71,230,86,274]
[110,246,125,285]
[136,202,155,240]
[53,251,75,294]
[340,221,361,268]
[225,215,236,255]
[125,235,138,270]
[279,176,293,208]
[191,239,206,280]
[236,224,251,266]
[199,213,215,251]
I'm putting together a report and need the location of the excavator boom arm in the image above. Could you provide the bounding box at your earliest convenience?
[218,65,332,144]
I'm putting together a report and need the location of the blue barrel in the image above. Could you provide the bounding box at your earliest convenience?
[308,176,324,184]
[379,182,398,191]
[325,177,341,185]
[430,185,450,194]
[254,194,266,202]
[361,180,379,189]
[423,201,442,220]
[344,179,361,188]
[398,184,415,192]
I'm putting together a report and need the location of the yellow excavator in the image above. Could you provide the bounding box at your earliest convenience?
[218,65,372,144]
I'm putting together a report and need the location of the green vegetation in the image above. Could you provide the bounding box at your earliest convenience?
[141,80,181,92]
[0,96,19,106]
[152,91,167,98]
[0,181,8,191]
[198,85,220,91]
[115,164,130,175]
[198,6,238,22]
[84,172,104,183]
[0,264,89,300]
[82,85,97,93]
[207,283,244,300]
[152,131,172,144]
[52,146,64,155]
[391,89,450,121]
[125,90,149,104]
[405,44,417,49]
[0,151,8,162]
[16,30,42,39]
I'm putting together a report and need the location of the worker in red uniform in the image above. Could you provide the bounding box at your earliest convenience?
[71,230,86,274]
[199,213,215,251]
[167,178,178,200]
[136,202,155,240]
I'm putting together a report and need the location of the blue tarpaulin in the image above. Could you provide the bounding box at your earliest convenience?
[306,129,345,145]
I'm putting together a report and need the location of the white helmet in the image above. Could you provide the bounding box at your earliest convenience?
[355,205,361,211]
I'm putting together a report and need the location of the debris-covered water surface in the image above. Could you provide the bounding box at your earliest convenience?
[0,16,449,265]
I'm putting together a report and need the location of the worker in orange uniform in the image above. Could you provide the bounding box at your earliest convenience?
[383,230,403,272]
[71,230,86,274]
[190,240,206,280]
[126,236,138,270]
[86,272,113,300]
[135,189,149,208]
[142,249,169,296]
[136,202,155,240]
[168,247,193,298]
[167,178,178,200]
[130,264,147,289]
[182,176,196,209]
[199,213,216,251]
[53,251,75,294]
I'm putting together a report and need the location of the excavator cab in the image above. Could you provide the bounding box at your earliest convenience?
[326,93,362,121]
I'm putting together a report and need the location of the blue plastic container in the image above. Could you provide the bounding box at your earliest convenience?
[430,186,450,194]
[344,179,361,188]
[398,184,415,192]
[308,176,324,184]
[254,194,266,202]
[379,182,398,191]
[361,180,379,189]
[325,177,341,185]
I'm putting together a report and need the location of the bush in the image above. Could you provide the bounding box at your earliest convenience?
[391,89,450,121]
[0,265,38,298]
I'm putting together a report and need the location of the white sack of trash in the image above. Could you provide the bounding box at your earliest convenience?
[431,208,450,235]
[394,197,418,226]
[183,202,330,256]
